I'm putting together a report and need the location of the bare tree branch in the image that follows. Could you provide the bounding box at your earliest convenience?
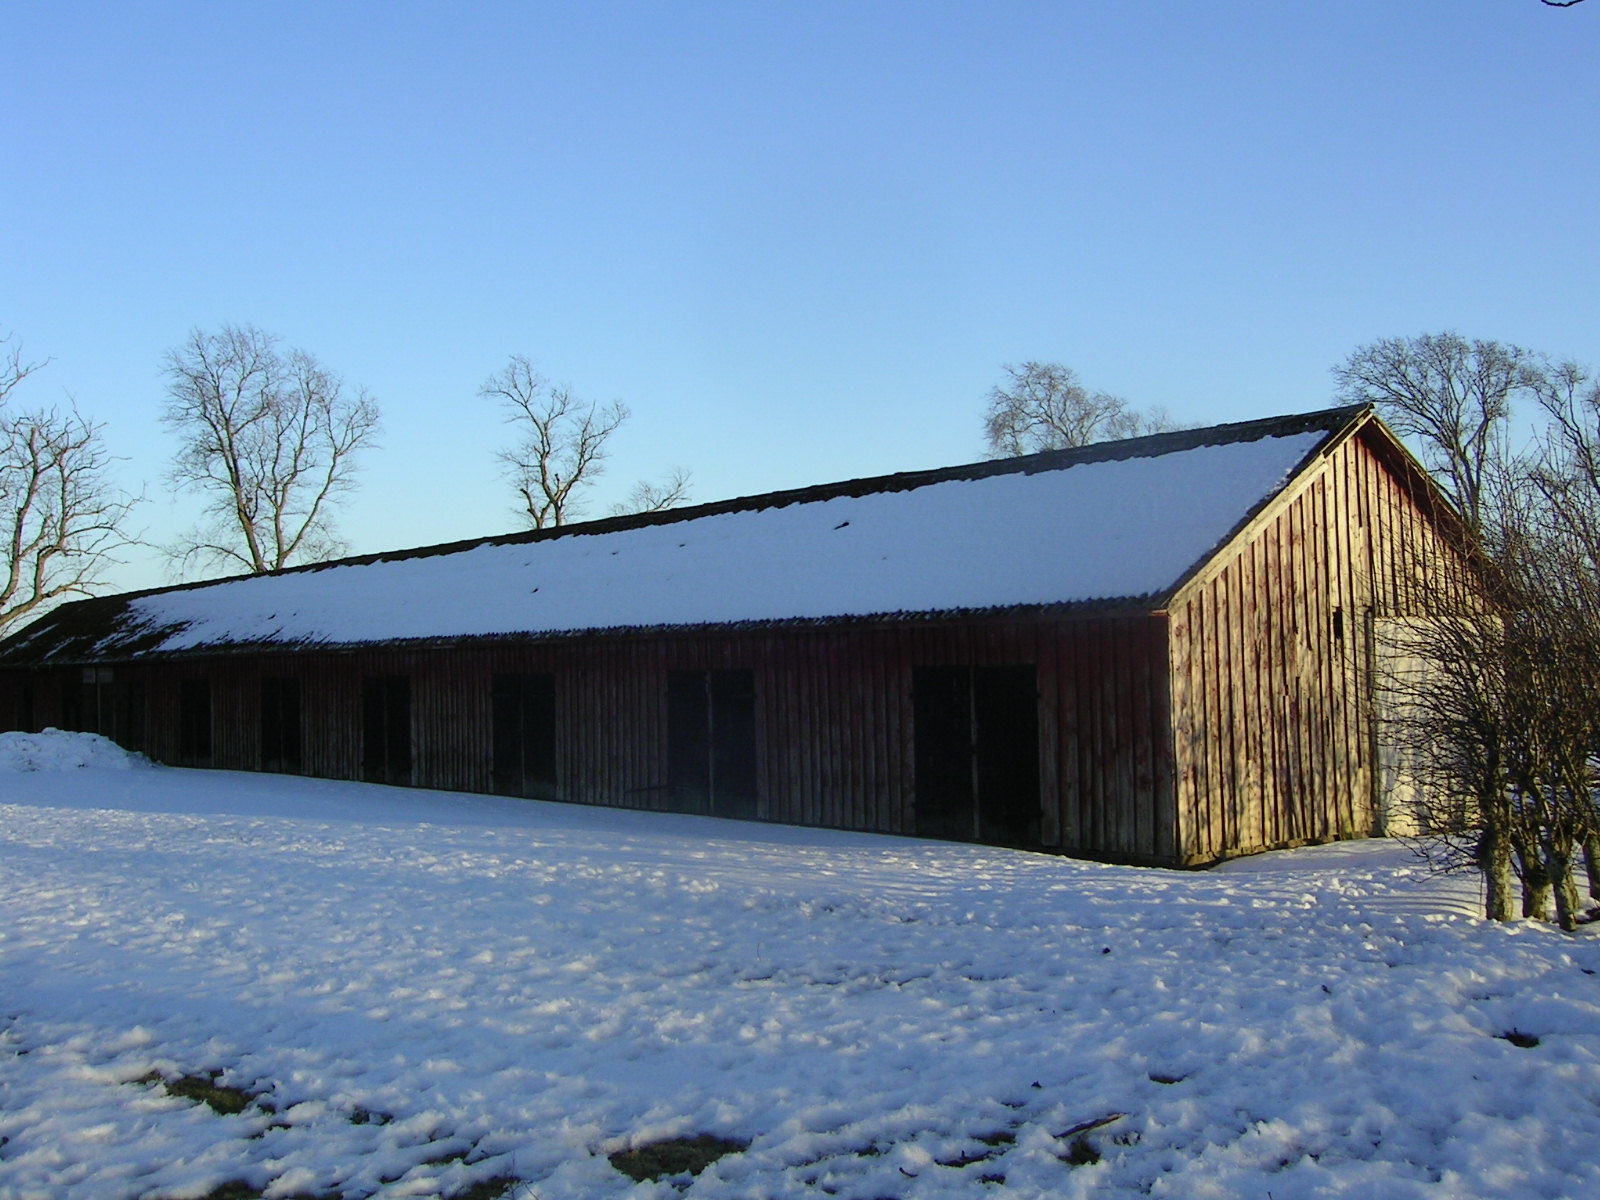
[1374,391,1600,926]
[479,356,631,529]
[609,467,694,517]
[0,337,47,407]
[983,362,1176,457]
[0,332,138,635]
[161,324,381,575]
[1332,332,1544,537]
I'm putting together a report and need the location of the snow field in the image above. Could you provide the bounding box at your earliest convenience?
[2,732,1599,1199]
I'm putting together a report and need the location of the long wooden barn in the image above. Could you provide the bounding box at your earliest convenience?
[0,404,1467,866]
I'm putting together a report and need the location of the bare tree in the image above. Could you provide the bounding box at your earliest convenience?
[1529,362,1600,556]
[481,356,628,529]
[1339,333,1600,925]
[1378,418,1600,928]
[1332,333,1546,536]
[1376,591,1520,921]
[480,357,698,528]
[983,361,1175,457]
[1527,363,1600,916]
[609,467,694,518]
[480,356,635,529]
[0,334,137,635]
[162,325,380,575]
[1498,502,1600,927]
[0,338,39,405]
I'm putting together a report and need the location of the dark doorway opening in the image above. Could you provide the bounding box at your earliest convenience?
[667,669,757,819]
[82,669,115,739]
[70,667,146,753]
[492,673,558,798]
[260,678,303,774]
[5,676,34,733]
[362,676,412,785]
[73,668,145,752]
[111,679,146,754]
[914,664,1040,844]
[178,678,212,765]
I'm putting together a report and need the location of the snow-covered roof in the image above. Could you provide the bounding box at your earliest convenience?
[0,406,1369,662]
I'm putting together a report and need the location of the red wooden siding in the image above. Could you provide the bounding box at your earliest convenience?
[7,614,1178,862]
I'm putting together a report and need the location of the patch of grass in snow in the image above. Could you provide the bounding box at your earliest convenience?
[129,1066,513,1199]
[936,1129,1016,1169]
[1059,1136,1101,1166]
[416,1141,475,1169]
[137,1070,264,1116]
[171,1184,341,1200]
[160,1159,577,1200]
[377,1137,479,1185]
[1053,1113,1126,1167]
[187,1183,262,1200]
[607,1134,749,1182]
[446,1176,528,1200]
[935,1149,997,1168]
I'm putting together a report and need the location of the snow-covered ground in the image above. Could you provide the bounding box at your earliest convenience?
[2,732,1598,1200]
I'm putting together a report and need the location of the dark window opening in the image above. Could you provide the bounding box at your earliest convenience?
[914,664,1040,845]
[260,677,303,774]
[69,668,146,753]
[112,679,145,753]
[178,679,213,764]
[61,677,82,731]
[77,668,112,736]
[492,673,557,798]
[362,676,412,785]
[667,669,757,819]
[6,677,35,733]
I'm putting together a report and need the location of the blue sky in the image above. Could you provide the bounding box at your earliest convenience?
[7,1,1599,593]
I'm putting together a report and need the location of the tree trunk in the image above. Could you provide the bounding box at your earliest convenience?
[1478,812,1517,922]
[1583,833,1600,903]
[1544,830,1582,933]
[1517,840,1552,920]
[1523,872,1552,920]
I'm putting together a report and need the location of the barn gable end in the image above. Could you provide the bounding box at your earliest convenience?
[1165,417,1472,863]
